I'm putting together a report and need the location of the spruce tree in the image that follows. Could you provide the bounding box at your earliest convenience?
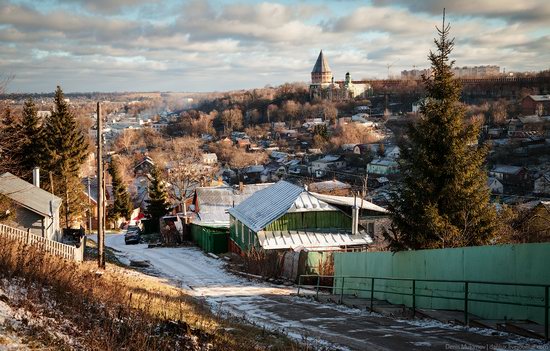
[0,105,22,175]
[108,157,132,222]
[19,98,44,182]
[42,86,89,227]
[386,15,497,250]
[145,165,170,232]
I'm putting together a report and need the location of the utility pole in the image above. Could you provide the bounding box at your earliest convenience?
[87,176,92,234]
[97,102,105,269]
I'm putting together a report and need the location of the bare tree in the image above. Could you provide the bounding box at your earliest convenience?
[164,137,218,208]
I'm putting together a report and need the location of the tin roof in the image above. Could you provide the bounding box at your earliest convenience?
[228,180,336,232]
[492,165,523,175]
[309,192,388,213]
[193,184,272,227]
[258,229,372,250]
[0,172,62,217]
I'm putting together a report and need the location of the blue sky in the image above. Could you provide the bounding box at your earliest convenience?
[1,0,549,93]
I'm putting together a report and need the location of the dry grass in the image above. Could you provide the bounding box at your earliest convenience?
[0,236,311,351]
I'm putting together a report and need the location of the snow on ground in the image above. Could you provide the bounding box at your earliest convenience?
[0,287,28,350]
[0,282,81,351]
[101,234,548,351]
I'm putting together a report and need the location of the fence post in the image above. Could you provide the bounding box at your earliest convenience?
[370,277,375,312]
[316,275,320,301]
[464,282,469,326]
[297,275,301,296]
[545,285,548,342]
[26,228,31,245]
[340,277,345,304]
[412,280,416,318]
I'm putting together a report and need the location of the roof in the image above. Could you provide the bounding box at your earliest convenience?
[492,165,524,175]
[228,181,337,232]
[308,180,351,192]
[0,172,62,217]
[518,115,543,124]
[134,156,154,170]
[192,184,272,227]
[258,229,372,250]
[309,192,388,213]
[527,95,550,102]
[313,155,341,163]
[312,50,331,74]
[82,177,98,203]
[369,158,398,167]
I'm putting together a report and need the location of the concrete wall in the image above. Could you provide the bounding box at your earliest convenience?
[334,243,550,324]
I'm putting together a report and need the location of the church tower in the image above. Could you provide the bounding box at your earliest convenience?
[311,50,332,87]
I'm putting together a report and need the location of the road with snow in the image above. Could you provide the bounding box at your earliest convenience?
[102,234,544,351]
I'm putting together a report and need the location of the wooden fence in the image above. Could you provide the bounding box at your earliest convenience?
[0,223,84,262]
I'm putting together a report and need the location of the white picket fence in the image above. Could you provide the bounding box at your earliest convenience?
[0,223,84,262]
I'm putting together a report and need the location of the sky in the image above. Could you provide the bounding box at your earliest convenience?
[1,0,549,93]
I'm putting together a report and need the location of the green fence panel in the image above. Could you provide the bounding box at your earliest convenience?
[190,224,229,254]
[334,242,550,324]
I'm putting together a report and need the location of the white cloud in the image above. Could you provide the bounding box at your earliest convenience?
[0,0,548,93]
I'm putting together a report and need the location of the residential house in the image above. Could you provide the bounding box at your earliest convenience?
[264,161,286,181]
[487,177,504,194]
[242,165,266,183]
[367,158,399,175]
[237,138,251,149]
[227,181,373,254]
[489,165,530,192]
[534,173,550,195]
[0,172,62,241]
[202,153,218,165]
[134,156,155,176]
[190,184,271,253]
[309,155,346,178]
[521,95,550,116]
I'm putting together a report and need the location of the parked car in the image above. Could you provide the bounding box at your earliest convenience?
[124,226,141,245]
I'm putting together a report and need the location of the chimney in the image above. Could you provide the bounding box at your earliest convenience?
[32,167,40,188]
[352,196,359,235]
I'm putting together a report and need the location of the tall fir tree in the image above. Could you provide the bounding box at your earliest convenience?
[386,14,497,250]
[0,105,22,175]
[42,86,89,227]
[19,98,44,182]
[108,157,132,223]
[145,165,170,232]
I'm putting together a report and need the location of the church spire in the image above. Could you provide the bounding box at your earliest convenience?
[311,50,332,86]
[312,50,331,74]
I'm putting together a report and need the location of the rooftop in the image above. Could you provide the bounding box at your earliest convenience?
[228,181,336,232]
[492,165,524,175]
[258,229,371,250]
[0,173,62,217]
[312,50,331,74]
[527,95,550,102]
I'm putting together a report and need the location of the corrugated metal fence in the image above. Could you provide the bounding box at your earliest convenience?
[0,223,83,262]
[334,243,550,325]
